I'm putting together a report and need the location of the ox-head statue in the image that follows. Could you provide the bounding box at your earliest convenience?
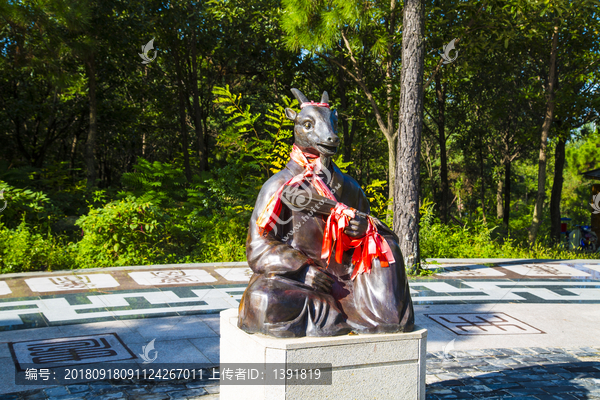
[285,88,340,167]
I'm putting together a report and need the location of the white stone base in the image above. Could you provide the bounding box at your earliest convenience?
[220,308,427,400]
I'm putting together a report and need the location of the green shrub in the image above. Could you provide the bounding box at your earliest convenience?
[120,158,189,208]
[184,207,249,263]
[0,181,63,230]
[0,221,76,273]
[419,201,600,260]
[74,196,180,268]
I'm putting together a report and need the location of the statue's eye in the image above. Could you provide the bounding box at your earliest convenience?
[303,122,312,130]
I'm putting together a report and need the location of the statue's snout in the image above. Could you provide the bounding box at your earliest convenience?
[324,133,340,145]
[317,128,340,146]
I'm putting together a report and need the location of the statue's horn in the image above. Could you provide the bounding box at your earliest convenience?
[320,91,329,104]
[291,88,309,104]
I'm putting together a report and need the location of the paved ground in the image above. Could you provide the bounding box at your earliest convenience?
[0,259,599,399]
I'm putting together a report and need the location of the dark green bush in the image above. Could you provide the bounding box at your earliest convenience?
[0,221,76,273]
[420,201,600,260]
[0,181,63,230]
[74,196,180,268]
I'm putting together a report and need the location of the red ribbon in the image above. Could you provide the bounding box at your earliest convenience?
[256,145,394,279]
[300,101,330,109]
[257,145,336,235]
[321,203,395,280]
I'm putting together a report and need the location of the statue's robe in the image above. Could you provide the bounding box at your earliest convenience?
[238,158,414,337]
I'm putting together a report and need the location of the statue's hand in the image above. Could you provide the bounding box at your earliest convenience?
[344,214,368,237]
[304,265,333,294]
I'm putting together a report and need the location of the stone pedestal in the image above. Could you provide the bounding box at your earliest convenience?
[220,308,427,400]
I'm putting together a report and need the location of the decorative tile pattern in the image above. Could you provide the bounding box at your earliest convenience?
[583,264,600,273]
[435,266,506,278]
[500,263,592,277]
[9,333,135,369]
[411,280,600,302]
[128,270,217,286]
[426,312,544,335]
[213,268,253,282]
[25,275,120,292]
[424,263,475,270]
[0,281,11,296]
[0,287,244,328]
[2,278,600,329]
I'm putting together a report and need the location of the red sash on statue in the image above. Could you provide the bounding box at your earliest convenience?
[256,145,394,279]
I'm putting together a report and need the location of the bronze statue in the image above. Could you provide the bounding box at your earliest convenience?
[238,89,414,338]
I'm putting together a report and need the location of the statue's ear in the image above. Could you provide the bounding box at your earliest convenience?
[291,88,309,104]
[285,108,297,121]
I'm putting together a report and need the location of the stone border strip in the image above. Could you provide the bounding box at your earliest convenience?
[2,259,599,279]
[0,263,249,279]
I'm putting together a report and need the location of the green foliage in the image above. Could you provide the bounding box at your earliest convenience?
[562,127,600,226]
[364,179,392,221]
[186,208,248,263]
[0,221,76,274]
[0,181,62,230]
[420,201,600,260]
[74,197,178,268]
[120,158,189,208]
[212,85,298,176]
[567,126,600,174]
[282,0,399,58]
[333,154,353,174]
[1,0,599,274]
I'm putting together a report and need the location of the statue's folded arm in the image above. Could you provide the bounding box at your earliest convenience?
[246,172,311,278]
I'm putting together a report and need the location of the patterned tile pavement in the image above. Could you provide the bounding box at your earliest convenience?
[2,279,600,331]
[0,260,600,331]
[1,259,599,399]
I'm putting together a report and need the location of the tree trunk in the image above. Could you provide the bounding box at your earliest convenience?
[550,136,566,243]
[388,137,397,217]
[173,48,192,183]
[394,0,425,272]
[190,31,207,171]
[503,160,511,229]
[435,73,449,224]
[338,64,352,161]
[142,68,147,157]
[496,176,504,220]
[478,133,487,224]
[203,117,210,168]
[70,133,78,172]
[529,25,559,243]
[85,54,97,189]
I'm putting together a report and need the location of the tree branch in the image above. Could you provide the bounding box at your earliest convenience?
[424,3,487,88]
[319,49,391,139]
